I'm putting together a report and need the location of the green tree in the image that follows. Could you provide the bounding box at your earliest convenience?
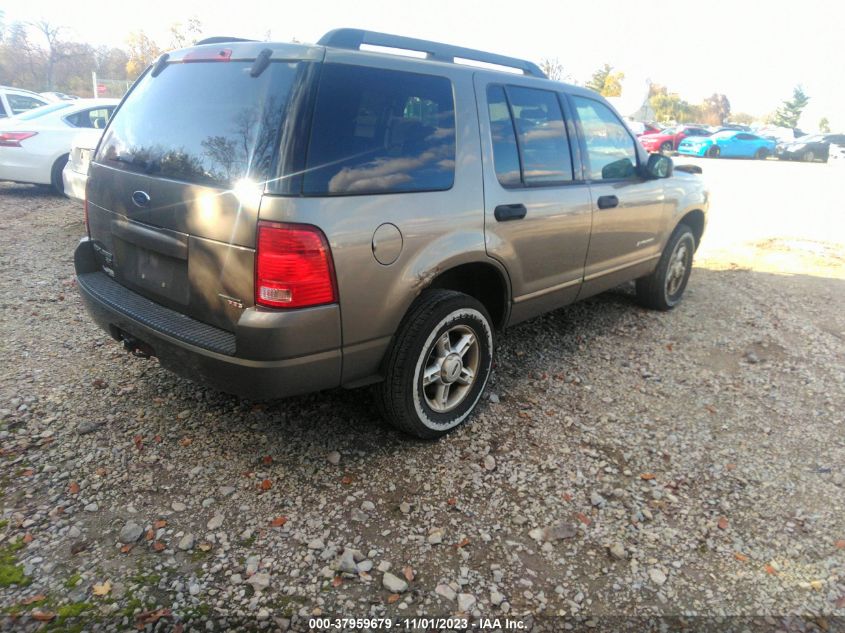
[648,84,695,124]
[701,93,731,125]
[772,86,810,128]
[125,31,162,79]
[585,63,624,97]
[169,17,202,49]
[819,117,830,133]
[540,57,564,81]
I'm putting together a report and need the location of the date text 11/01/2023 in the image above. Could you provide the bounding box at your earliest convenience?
[308,617,527,630]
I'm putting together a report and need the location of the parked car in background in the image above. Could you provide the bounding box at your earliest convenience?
[40,91,79,102]
[63,128,103,202]
[755,125,806,144]
[714,124,751,132]
[0,98,118,193]
[678,130,775,159]
[74,29,708,439]
[628,121,663,137]
[776,133,845,163]
[829,141,845,165]
[0,86,49,118]
[640,126,711,153]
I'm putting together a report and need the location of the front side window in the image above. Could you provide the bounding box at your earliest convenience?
[486,85,574,187]
[572,96,638,180]
[303,64,455,195]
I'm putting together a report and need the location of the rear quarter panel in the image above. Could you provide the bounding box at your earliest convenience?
[257,52,488,385]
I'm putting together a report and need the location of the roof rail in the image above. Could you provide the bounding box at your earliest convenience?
[195,37,257,46]
[318,28,546,78]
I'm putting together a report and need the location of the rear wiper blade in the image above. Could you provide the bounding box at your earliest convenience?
[151,53,170,78]
[109,154,157,174]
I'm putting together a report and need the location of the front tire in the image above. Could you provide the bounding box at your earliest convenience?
[707,146,721,158]
[660,141,673,153]
[755,148,769,160]
[377,289,493,439]
[635,224,696,311]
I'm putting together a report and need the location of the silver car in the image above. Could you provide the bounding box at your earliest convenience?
[74,29,708,438]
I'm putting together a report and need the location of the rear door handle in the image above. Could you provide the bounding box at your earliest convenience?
[597,195,619,209]
[494,204,527,222]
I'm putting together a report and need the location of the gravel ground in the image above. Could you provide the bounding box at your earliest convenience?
[1,159,844,632]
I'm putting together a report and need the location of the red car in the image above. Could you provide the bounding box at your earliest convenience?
[638,122,663,136]
[640,126,711,152]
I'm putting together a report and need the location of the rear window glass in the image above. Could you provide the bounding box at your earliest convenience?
[97,61,301,189]
[303,64,455,196]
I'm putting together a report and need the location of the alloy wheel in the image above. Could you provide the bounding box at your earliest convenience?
[421,325,480,413]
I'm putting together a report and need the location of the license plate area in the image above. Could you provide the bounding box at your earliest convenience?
[113,238,189,305]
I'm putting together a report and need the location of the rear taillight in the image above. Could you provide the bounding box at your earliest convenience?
[255,221,337,309]
[0,131,37,147]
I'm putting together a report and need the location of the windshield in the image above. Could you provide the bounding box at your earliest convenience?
[795,135,822,143]
[16,102,73,120]
[96,60,302,189]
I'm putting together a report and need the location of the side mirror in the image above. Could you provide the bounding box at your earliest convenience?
[645,153,673,179]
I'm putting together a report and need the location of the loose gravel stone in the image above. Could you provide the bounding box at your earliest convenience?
[119,522,143,544]
[649,568,667,586]
[458,593,477,612]
[436,584,456,601]
[178,533,195,551]
[608,543,627,560]
[206,514,223,530]
[382,572,408,593]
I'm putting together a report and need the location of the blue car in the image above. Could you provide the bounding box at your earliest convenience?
[678,130,776,159]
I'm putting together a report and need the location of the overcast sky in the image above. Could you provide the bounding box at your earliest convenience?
[5,0,844,129]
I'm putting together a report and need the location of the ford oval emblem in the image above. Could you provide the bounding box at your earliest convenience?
[132,191,151,207]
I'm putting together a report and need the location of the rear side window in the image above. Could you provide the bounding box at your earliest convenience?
[486,86,521,186]
[486,85,574,187]
[7,94,46,115]
[572,96,638,180]
[65,107,115,129]
[303,64,455,196]
[97,61,302,189]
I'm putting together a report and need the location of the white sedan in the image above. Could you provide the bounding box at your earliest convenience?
[0,99,118,194]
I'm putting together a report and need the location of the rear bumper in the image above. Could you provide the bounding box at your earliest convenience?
[74,238,342,400]
[63,165,87,202]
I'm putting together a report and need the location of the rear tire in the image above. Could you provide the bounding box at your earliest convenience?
[707,146,721,158]
[802,150,815,162]
[376,289,493,439]
[50,154,69,195]
[660,141,673,153]
[636,224,696,311]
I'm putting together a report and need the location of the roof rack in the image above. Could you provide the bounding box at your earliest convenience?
[318,28,546,78]
[195,37,257,46]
